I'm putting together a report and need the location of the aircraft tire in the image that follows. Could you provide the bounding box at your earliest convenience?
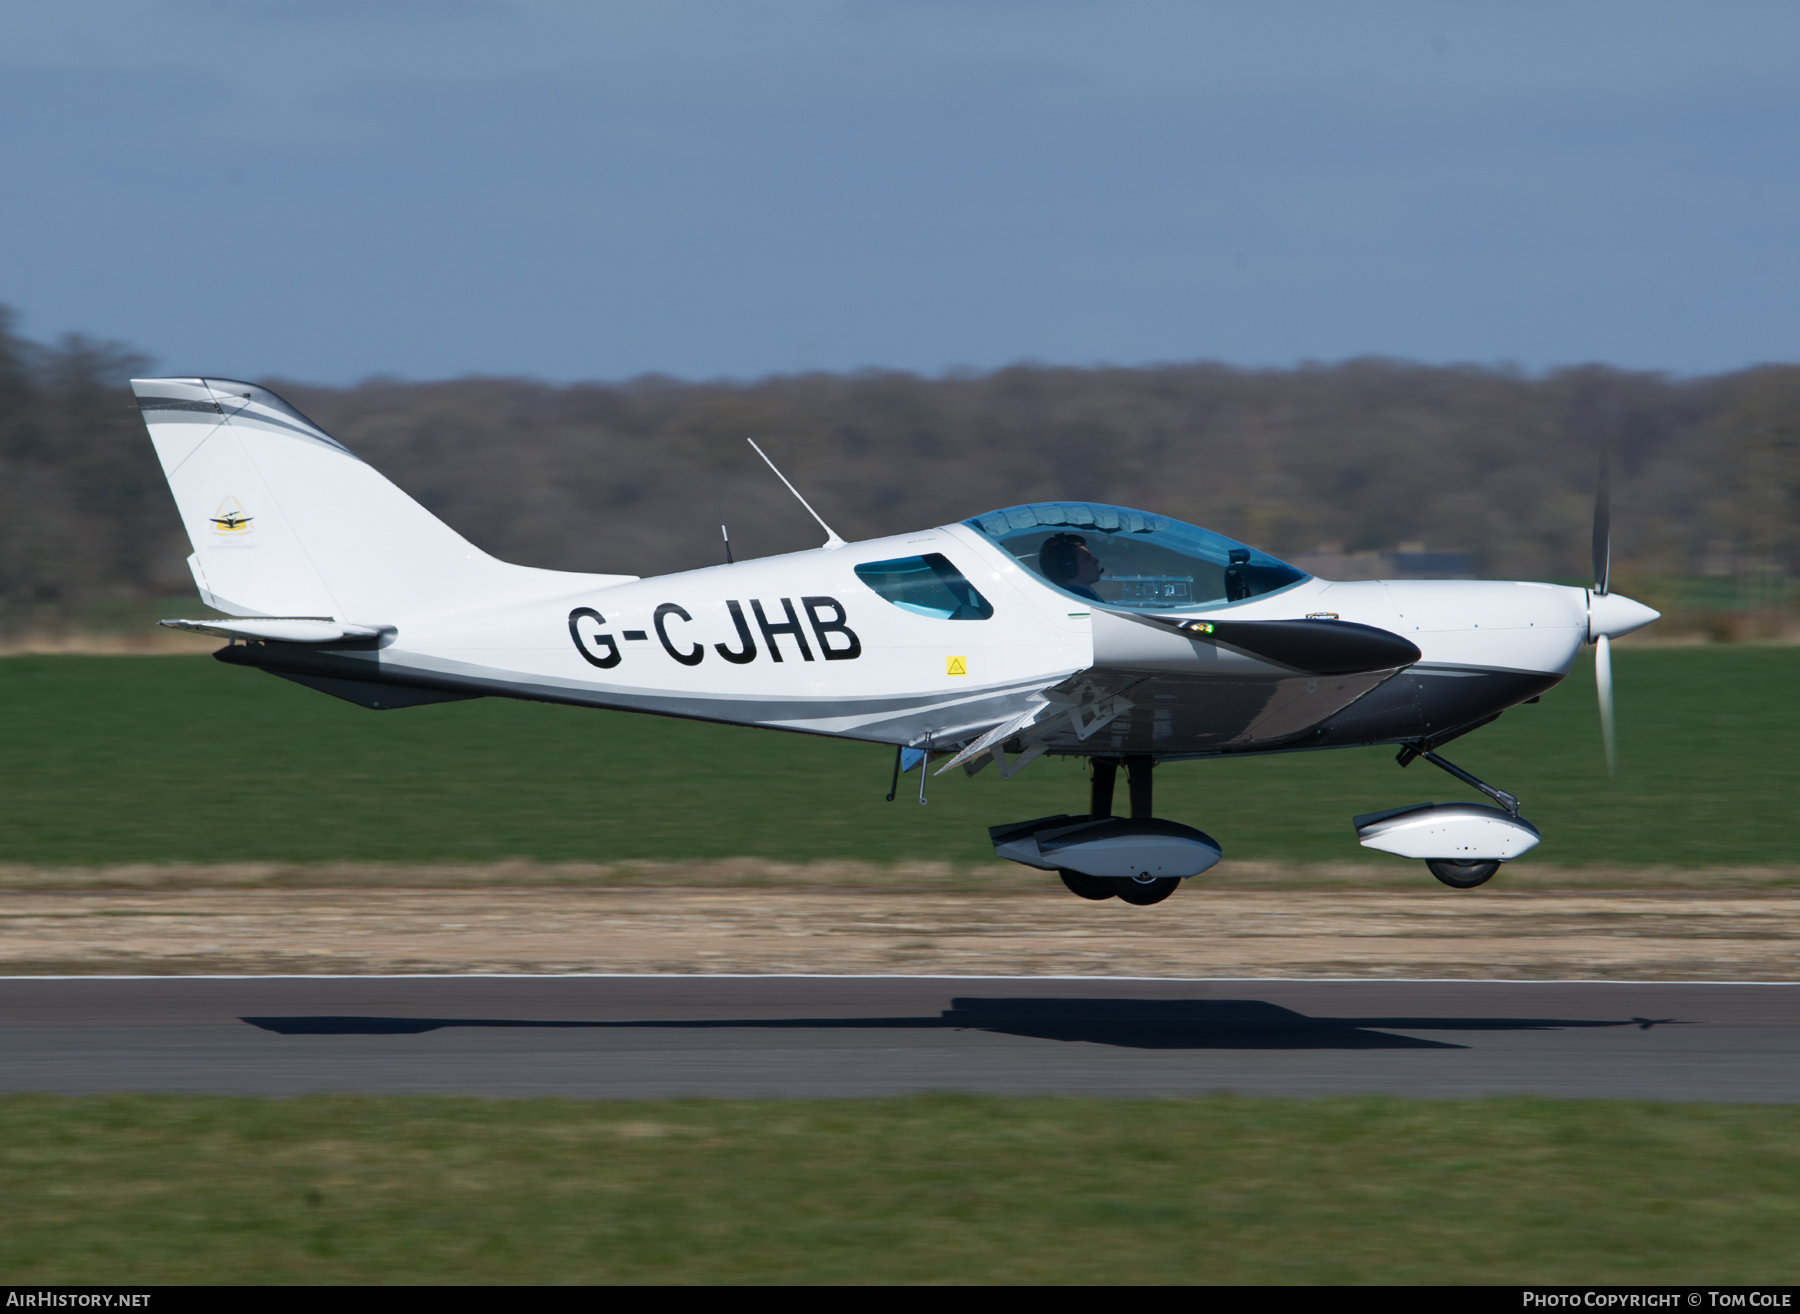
[1058,869,1117,900]
[1426,859,1502,889]
[1112,875,1181,906]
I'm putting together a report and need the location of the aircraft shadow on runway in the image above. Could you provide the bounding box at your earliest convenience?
[240,998,1671,1051]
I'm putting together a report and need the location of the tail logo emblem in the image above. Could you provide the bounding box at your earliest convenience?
[209,497,254,536]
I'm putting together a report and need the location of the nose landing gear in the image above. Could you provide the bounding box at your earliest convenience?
[1426,859,1503,889]
[1356,745,1539,889]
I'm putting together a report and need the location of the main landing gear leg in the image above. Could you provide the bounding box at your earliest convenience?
[1062,758,1124,900]
[1089,757,1118,821]
[1113,755,1180,905]
[1396,744,1518,888]
[1125,755,1154,820]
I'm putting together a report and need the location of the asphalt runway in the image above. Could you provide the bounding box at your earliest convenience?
[2,976,1796,1101]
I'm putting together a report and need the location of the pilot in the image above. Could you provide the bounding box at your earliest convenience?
[1039,532,1105,601]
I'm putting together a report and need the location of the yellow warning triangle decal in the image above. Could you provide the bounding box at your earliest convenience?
[946,656,967,676]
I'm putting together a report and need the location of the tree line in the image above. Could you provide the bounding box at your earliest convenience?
[1,304,1792,631]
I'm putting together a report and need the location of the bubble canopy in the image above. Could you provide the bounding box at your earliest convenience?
[963,502,1308,611]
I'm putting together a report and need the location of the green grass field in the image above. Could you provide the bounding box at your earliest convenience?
[1,646,1794,868]
[2,1093,1796,1284]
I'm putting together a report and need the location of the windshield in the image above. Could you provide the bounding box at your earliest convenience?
[963,502,1307,611]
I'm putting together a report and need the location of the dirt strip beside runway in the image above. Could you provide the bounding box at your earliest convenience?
[3,886,1798,979]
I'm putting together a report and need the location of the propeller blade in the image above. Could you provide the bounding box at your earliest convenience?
[1592,439,1612,596]
[1595,633,1616,784]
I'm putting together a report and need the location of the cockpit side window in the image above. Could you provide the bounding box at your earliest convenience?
[962,502,1306,611]
[854,553,995,620]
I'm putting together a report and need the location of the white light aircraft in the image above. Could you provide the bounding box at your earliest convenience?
[134,377,1659,904]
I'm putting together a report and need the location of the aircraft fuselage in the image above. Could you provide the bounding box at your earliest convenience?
[216,520,1592,763]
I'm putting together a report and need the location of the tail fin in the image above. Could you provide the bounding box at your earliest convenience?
[134,378,633,621]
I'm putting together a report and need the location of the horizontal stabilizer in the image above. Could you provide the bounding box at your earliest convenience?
[159,618,390,645]
[266,671,479,710]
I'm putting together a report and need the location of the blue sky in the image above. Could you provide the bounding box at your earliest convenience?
[4,1,1799,383]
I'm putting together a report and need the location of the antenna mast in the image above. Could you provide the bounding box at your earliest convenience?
[746,438,845,549]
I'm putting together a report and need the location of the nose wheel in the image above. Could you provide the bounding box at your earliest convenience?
[1427,859,1501,888]
[1390,746,1529,890]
